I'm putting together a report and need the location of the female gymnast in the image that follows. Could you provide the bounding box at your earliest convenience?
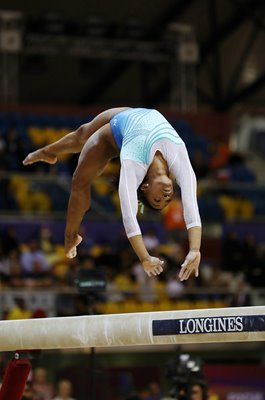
[23,107,202,280]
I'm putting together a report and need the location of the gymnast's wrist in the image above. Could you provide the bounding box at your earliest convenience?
[139,253,151,263]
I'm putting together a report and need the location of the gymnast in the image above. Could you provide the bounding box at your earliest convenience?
[23,107,202,280]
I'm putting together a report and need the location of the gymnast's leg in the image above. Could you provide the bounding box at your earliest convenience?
[64,124,118,258]
[23,124,90,165]
[23,107,130,165]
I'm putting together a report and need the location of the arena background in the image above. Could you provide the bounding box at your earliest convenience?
[0,1,264,399]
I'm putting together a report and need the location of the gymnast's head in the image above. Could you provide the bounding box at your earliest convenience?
[138,173,174,211]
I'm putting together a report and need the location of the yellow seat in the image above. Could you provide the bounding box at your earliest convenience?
[10,176,29,192]
[193,300,213,309]
[55,245,66,256]
[113,274,135,292]
[103,302,124,314]
[28,126,47,145]
[154,281,167,301]
[140,301,156,312]
[123,300,141,313]
[53,261,69,279]
[173,300,193,310]
[158,300,174,311]
[92,179,110,196]
[111,192,121,213]
[30,192,52,212]
[211,300,229,308]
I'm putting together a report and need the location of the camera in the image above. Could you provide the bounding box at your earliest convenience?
[164,350,208,400]
[75,268,106,294]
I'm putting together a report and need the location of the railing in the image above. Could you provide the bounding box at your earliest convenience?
[2,172,265,220]
[1,287,264,320]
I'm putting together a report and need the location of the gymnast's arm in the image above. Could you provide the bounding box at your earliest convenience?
[119,160,164,277]
[23,107,131,165]
[169,144,202,281]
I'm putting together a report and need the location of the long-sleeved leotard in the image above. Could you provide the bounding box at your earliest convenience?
[110,108,201,238]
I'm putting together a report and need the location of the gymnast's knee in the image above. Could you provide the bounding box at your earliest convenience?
[74,124,89,146]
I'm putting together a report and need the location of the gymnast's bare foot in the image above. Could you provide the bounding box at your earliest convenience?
[65,234,83,259]
[23,149,57,165]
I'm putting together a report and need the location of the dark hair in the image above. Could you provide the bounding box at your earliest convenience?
[137,188,160,212]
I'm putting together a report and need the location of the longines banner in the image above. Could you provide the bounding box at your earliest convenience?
[152,315,265,335]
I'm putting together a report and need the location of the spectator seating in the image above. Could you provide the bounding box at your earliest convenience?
[0,110,264,220]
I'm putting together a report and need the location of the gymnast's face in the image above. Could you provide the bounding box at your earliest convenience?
[141,175,174,209]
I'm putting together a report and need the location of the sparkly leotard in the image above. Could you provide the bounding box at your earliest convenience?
[110,108,201,238]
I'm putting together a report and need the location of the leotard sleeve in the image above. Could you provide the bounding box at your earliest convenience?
[118,159,147,238]
[167,143,201,229]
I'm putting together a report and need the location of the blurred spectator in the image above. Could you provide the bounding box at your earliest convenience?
[210,265,228,289]
[241,233,259,278]
[37,226,69,284]
[6,297,32,320]
[4,128,25,171]
[21,381,36,400]
[0,249,23,287]
[190,383,204,400]
[200,264,229,289]
[1,227,20,256]
[94,242,120,270]
[143,229,160,252]
[209,139,230,171]
[161,242,185,272]
[77,255,106,306]
[104,266,124,302]
[229,272,252,307]
[52,379,76,400]
[63,257,80,287]
[136,386,152,400]
[32,367,54,400]
[228,153,256,182]
[163,198,185,233]
[200,264,230,302]
[56,293,76,317]
[113,265,135,295]
[215,152,256,183]
[79,255,96,271]
[131,259,157,302]
[57,255,101,316]
[0,138,9,170]
[72,294,89,316]
[249,245,265,288]
[118,247,136,273]
[20,239,51,281]
[0,164,18,210]
[182,275,202,301]
[192,149,209,180]
[125,386,153,400]
[148,381,163,400]
[166,272,184,300]
[39,226,55,255]
[221,231,243,273]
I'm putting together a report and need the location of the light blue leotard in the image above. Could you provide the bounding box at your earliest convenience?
[110,107,201,238]
[110,108,184,165]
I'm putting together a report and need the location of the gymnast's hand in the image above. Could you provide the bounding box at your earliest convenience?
[178,250,201,281]
[142,256,164,277]
[65,233,83,259]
